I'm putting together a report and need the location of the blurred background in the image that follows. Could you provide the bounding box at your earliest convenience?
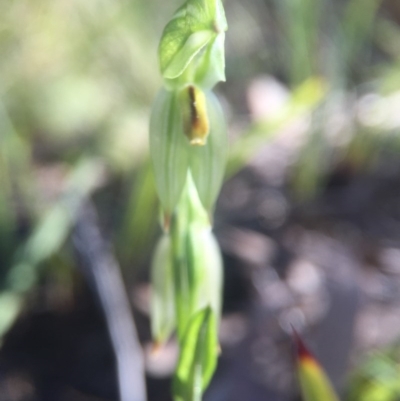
[1,0,400,400]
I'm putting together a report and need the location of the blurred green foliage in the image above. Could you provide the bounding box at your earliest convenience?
[0,0,168,336]
[347,343,400,401]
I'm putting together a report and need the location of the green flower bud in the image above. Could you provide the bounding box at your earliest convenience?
[150,235,176,345]
[170,175,223,340]
[172,307,218,401]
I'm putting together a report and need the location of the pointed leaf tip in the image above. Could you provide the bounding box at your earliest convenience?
[293,330,341,401]
[292,328,314,362]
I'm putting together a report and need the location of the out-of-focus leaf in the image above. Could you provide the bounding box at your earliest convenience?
[173,307,218,401]
[118,162,158,269]
[347,347,400,401]
[275,0,322,85]
[0,293,22,342]
[8,158,103,292]
[0,159,102,341]
[341,0,382,68]
[151,235,176,345]
[294,330,340,401]
[227,77,327,177]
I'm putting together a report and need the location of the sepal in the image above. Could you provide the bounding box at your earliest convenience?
[149,89,189,217]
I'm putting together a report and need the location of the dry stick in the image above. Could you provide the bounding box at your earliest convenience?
[73,201,147,401]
